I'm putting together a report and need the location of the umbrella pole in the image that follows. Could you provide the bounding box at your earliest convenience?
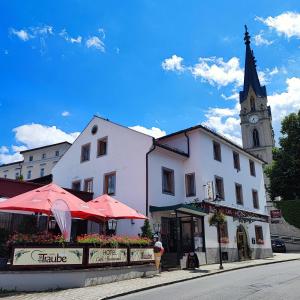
[46,215,50,233]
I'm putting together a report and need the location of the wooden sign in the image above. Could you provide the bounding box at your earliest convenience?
[12,247,83,266]
[88,248,127,265]
[130,248,154,262]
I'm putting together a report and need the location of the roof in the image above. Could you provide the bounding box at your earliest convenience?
[20,141,72,154]
[157,123,266,164]
[0,160,24,168]
[240,26,267,103]
[150,204,208,216]
[0,178,93,201]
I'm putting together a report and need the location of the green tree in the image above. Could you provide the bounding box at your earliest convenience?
[265,110,300,200]
[140,219,153,239]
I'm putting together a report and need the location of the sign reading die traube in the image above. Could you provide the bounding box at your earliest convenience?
[12,247,84,266]
[88,248,128,265]
[130,248,154,262]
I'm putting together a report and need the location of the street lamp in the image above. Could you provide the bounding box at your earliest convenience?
[107,219,118,235]
[153,223,161,235]
[214,194,224,270]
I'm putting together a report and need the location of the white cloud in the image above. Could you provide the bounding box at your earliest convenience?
[59,29,82,44]
[257,12,300,38]
[0,146,9,154]
[254,32,273,46]
[202,102,242,145]
[61,111,70,117]
[162,55,184,72]
[10,28,31,41]
[31,25,53,36]
[191,57,244,87]
[86,36,105,52]
[0,124,80,164]
[221,92,239,101]
[98,28,105,39]
[129,125,166,138]
[13,123,79,148]
[268,77,300,122]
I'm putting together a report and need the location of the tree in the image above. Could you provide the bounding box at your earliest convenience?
[265,110,300,200]
[140,219,153,239]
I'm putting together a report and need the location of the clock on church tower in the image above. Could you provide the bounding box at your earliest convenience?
[239,26,275,165]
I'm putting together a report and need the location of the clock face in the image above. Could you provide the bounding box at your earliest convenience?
[249,115,259,124]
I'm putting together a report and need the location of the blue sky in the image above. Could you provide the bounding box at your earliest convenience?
[1,0,300,163]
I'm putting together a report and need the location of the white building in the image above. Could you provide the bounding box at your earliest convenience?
[0,142,71,181]
[53,116,272,266]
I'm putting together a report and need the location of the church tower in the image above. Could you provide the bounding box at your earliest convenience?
[240,26,275,164]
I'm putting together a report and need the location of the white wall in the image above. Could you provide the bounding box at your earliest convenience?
[53,117,153,235]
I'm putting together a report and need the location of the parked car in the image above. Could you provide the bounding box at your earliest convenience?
[271,239,286,253]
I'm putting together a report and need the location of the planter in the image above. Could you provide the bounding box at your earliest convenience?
[0,258,8,270]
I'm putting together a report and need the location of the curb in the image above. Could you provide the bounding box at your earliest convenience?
[102,258,300,299]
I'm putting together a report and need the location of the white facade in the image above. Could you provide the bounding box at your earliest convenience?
[52,116,153,235]
[52,116,272,264]
[0,142,71,181]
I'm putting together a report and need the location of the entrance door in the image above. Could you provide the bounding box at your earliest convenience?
[181,219,194,253]
[236,226,249,260]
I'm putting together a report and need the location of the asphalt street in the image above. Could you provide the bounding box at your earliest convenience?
[115,260,300,300]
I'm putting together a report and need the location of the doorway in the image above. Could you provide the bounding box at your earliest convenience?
[236,225,250,260]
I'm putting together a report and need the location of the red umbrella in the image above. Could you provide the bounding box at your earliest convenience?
[89,194,147,220]
[0,183,105,220]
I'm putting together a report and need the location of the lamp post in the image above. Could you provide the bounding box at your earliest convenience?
[214,195,224,270]
[153,223,161,236]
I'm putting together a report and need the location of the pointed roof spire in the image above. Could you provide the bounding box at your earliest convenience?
[239,25,267,103]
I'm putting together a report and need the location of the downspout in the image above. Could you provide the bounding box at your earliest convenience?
[184,131,190,157]
[146,138,156,217]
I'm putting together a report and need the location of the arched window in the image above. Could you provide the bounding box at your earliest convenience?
[253,129,260,147]
[250,97,256,112]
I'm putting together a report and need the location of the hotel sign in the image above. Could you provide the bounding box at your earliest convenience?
[130,248,154,262]
[12,247,84,266]
[88,248,127,265]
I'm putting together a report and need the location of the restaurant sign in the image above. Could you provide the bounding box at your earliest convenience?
[12,247,84,266]
[130,248,154,262]
[88,248,127,265]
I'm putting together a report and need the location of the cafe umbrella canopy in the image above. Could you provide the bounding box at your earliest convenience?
[0,183,106,221]
[89,194,147,220]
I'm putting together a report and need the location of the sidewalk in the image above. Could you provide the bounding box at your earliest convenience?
[1,253,300,300]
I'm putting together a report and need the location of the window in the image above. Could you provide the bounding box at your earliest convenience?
[97,137,107,157]
[213,141,222,162]
[80,143,90,162]
[250,97,255,111]
[55,150,59,157]
[15,173,19,179]
[215,176,225,200]
[42,153,46,159]
[185,173,196,197]
[27,170,31,180]
[162,167,175,195]
[104,172,116,195]
[253,129,260,147]
[252,189,259,209]
[235,183,243,205]
[255,226,264,244]
[233,151,240,171]
[40,168,45,177]
[4,174,7,178]
[249,160,256,176]
[29,155,33,162]
[84,178,93,193]
[220,222,229,243]
[72,181,81,191]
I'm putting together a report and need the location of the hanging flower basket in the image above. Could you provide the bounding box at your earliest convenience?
[208,211,226,226]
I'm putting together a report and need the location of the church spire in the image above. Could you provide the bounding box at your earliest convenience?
[239,25,267,103]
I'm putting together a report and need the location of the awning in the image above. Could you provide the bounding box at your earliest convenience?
[150,204,208,217]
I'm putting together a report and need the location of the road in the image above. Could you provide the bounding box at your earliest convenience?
[116,260,300,300]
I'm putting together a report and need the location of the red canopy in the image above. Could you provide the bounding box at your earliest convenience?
[0,183,105,220]
[89,194,147,220]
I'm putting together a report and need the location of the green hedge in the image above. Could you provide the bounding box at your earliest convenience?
[276,200,300,229]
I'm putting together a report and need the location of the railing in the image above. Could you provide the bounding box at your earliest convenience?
[271,234,300,244]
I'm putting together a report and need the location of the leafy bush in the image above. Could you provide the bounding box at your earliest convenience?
[77,234,151,247]
[141,219,153,239]
[208,211,226,227]
[6,233,65,246]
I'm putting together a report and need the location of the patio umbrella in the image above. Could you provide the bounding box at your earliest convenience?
[89,194,147,220]
[0,183,106,221]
